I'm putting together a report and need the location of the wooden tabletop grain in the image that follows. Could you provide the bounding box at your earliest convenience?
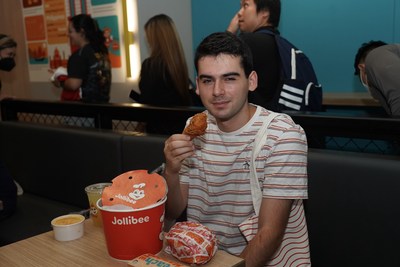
[0,219,245,267]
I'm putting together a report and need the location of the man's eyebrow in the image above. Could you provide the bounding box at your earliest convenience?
[198,72,240,79]
[198,74,212,79]
[222,72,240,77]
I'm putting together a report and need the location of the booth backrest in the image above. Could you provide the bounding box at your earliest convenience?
[306,149,400,267]
[0,122,166,209]
[121,135,166,172]
[1,121,400,267]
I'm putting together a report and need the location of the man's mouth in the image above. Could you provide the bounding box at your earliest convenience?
[212,100,229,108]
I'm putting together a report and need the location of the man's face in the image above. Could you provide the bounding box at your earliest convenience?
[196,54,257,131]
[238,0,269,32]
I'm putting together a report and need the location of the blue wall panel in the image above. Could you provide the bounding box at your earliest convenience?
[192,0,398,93]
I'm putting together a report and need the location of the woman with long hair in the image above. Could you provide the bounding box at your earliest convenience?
[53,14,111,103]
[138,14,192,106]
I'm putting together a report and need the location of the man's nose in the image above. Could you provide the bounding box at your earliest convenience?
[238,7,244,17]
[213,80,225,96]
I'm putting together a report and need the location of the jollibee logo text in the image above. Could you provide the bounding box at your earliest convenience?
[111,215,150,225]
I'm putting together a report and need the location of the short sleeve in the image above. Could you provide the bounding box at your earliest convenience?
[262,121,308,199]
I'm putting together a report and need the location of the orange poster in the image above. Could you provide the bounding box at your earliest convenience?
[44,0,69,44]
[28,42,48,64]
[22,0,42,8]
[25,15,46,41]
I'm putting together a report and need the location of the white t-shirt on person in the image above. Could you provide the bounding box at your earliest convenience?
[179,105,310,266]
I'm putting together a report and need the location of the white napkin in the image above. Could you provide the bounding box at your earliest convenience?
[50,66,68,82]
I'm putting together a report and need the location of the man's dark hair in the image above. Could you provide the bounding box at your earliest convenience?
[354,40,387,75]
[194,31,254,77]
[255,0,281,28]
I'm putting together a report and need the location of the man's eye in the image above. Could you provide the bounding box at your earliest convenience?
[201,79,212,84]
[225,77,236,81]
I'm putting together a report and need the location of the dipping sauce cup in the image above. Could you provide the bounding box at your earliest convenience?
[51,214,85,241]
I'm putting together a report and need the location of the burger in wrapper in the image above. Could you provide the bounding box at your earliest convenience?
[165,221,218,265]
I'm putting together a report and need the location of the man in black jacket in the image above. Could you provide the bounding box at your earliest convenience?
[227,0,281,111]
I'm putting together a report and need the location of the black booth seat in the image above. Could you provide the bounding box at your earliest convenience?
[1,121,400,267]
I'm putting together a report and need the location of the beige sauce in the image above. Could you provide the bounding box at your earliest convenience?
[53,216,83,225]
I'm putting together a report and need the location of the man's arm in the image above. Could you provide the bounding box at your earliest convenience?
[240,198,293,267]
[241,118,308,266]
[163,134,194,219]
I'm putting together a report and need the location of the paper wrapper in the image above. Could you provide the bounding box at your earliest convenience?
[165,221,218,265]
[102,170,167,209]
[128,253,186,267]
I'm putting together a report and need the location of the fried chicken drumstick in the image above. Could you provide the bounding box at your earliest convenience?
[182,113,207,139]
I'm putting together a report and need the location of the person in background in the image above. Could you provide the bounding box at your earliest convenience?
[0,34,17,98]
[135,14,193,106]
[0,34,18,215]
[227,0,281,111]
[354,40,400,116]
[52,14,111,103]
[163,31,310,266]
[132,14,197,134]
[0,161,17,221]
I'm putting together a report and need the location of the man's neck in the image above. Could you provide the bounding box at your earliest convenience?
[216,104,257,132]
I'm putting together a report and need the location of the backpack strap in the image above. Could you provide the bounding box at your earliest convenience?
[257,29,300,80]
[249,112,280,216]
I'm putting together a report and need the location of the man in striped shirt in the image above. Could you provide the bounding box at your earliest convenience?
[163,31,310,267]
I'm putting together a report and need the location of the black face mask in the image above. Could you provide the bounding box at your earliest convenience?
[0,57,16,72]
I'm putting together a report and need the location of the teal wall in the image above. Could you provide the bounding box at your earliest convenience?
[191,0,400,93]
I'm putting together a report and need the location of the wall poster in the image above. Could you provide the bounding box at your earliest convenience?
[21,0,125,83]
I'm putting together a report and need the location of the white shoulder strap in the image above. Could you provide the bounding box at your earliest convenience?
[249,112,280,216]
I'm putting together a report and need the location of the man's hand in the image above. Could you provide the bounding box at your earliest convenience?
[227,12,240,33]
[163,134,194,219]
[164,134,194,175]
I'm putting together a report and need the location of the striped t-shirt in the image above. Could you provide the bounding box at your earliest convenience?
[180,105,310,266]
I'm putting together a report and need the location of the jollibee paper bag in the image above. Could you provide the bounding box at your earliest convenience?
[128,253,187,267]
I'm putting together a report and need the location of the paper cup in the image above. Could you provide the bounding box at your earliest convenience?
[85,183,112,226]
[97,197,166,260]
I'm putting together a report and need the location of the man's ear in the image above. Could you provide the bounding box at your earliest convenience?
[248,71,258,92]
[260,10,270,23]
[195,77,200,95]
[358,63,365,72]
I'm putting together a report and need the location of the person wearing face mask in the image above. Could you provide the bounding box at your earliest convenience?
[0,35,18,221]
[354,40,400,117]
[0,34,17,93]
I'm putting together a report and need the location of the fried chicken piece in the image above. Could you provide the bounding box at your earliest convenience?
[182,113,207,139]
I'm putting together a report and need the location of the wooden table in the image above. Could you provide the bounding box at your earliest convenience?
[0,220,244,267]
